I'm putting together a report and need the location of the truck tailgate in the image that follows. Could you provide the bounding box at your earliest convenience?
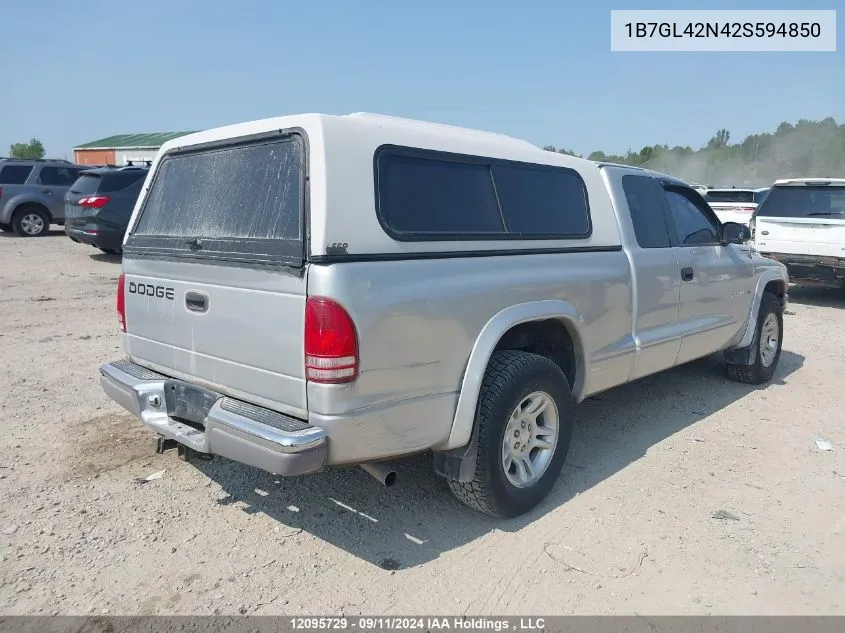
[120,131,308,418]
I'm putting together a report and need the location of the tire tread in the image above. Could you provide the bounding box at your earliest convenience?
[448,350,569,517]
[726,291,782,385]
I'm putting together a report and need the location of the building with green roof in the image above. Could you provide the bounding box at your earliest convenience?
[73,131,199,166]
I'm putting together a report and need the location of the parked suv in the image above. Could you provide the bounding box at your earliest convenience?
[99,113,788,518]
[753,178,845,288]
[0,158,87,236]
[703,187,768,226]
[65,166,149,254]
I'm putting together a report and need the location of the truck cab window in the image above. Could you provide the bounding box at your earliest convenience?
[664,189,720,246]
[621,175,671,248]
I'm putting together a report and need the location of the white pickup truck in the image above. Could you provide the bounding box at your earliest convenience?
[99,113,789,517]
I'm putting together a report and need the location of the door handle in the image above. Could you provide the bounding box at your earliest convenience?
[41,189,52,195]
[185,291,208,313]
[681,267,694,281]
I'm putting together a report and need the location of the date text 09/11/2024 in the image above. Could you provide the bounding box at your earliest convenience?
[289,617,548,631]
[624,21,822,39]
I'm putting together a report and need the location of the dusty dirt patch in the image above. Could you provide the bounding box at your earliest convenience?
[67,413,153,479]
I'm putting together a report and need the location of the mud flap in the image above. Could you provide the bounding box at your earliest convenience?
[432,423,479,483]
[724,341,757,366]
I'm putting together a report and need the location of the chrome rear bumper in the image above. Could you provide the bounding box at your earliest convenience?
[99,360,327,476]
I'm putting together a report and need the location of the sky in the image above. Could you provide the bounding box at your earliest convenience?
[0,0,841,159]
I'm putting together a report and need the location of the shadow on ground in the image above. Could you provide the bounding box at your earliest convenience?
[194,349,804,570]
[0,228,66,238]
[89,251,122,263]
[786,284,845,309]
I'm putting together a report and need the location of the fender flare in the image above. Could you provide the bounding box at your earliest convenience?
[437,300,587,453]
[732,268,789,351]
[2,196,51,225]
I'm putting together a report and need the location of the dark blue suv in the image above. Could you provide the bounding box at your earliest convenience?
[64,165,149,254]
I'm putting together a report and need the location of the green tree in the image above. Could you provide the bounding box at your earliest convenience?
[9,138,45,159]
[706,129,731,150]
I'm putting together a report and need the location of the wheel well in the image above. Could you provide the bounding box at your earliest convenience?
[764,279,787,306]
[13,202,52,223]
[492,319,577,389]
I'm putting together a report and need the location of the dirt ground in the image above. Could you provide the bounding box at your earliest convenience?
[1,230,844,616]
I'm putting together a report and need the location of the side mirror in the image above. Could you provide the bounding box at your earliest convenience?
[721,222,751,245]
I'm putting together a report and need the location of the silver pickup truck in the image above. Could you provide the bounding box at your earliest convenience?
[99,113,789,517]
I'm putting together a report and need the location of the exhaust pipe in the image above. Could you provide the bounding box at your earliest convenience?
[360,462,397,487]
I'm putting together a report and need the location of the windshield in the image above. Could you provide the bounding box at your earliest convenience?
[756,185,845,218]
[704,190,756,204]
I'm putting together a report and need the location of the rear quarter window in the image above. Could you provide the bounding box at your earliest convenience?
[621,174,672,248]
[375,147,591,240]
[0,165,33,184]
[70,175,102,195]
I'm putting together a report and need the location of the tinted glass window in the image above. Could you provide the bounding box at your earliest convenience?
[377,153,503,236]
[753,189,770,204]
[664,189,720,246]
[704,190,755,204]
[99,171,148,193]
[756,186,845,218]
[493,164,590,236]
[39,166,79,186]
[129,136,304,264]
[0,165,33,184]
[622,175,671,248]
[70,174,102,194]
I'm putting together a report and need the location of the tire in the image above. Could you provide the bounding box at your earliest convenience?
[448,350,573,518]
[12,206,51,237]
[726,292,783,385]
[0,223,12,232]
[98,247,121,255]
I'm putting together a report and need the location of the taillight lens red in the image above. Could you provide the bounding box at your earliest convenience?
[0,187,4,198]
[117,273,126,332]
[304,297,358,384]
[79,195,112,208]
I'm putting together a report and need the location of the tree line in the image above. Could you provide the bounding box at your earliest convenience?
[10,117,844,187]
[544,117,845,187]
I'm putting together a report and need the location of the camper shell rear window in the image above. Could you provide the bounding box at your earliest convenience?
[124,131,306,267]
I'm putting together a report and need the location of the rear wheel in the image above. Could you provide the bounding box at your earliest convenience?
[98,247,121,255]
[448,350,573,518]
[12,206,51,237]
[726,292,783,384]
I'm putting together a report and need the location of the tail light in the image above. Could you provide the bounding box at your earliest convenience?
[117,273,126,332]
[735,206,756,214]
[0,187,4,198]
[304,297,358,384]
[79,195,112,209]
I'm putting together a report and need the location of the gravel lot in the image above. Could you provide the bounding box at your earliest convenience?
[1,231,844,616]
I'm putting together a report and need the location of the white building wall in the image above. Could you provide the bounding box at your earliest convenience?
[115,149,159,165]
